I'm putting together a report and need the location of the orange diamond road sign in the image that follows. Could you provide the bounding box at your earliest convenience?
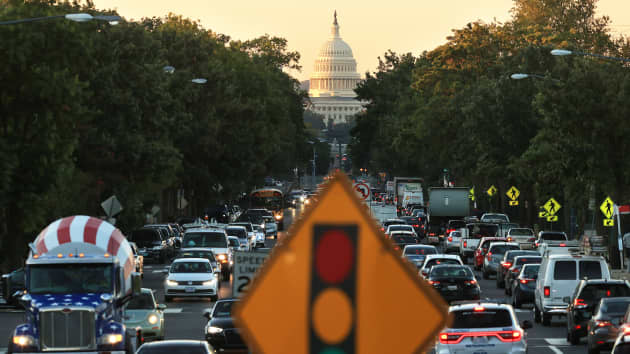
[234,172,450,353]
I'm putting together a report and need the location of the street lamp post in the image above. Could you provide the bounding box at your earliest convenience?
[0,13,122,26]
[551,49,630,63]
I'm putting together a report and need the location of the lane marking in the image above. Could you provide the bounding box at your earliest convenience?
[545,338,568,346]
[549,345,563,354]
[163,308,183,314]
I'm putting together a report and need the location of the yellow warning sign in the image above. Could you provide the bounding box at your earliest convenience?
[547,215,558,222]
[600,197,615,219]
[506,186,520,201]
[604,218,614,227]
[543,198,561,216]
[487,185,497,197]
[509,201,519,206]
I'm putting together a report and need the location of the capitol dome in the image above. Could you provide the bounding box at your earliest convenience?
[309,12,361,98]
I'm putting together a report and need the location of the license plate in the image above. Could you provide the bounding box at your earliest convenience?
[185,287,195,293]
[447,285,458,291]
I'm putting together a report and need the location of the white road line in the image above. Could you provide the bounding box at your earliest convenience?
[549,345,563,354]
[545,338,568,346]
[163,308,183,314]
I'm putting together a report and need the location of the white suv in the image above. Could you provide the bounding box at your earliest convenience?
[436,302,530,354]
[534,253,610,326]
[182,228,233,281]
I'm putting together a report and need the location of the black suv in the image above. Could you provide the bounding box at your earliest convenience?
[566,279,630,345]
[128,228,172,263]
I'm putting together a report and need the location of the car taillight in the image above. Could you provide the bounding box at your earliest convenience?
[448,236,453,242]
[465,280,477,285]
[440,331,521,344]
[420,224,425,229]
[507,237,512,241]
[486,252,492,261]
[439,333,462,344]
[544,286,550,297]
[501,261,512,268]
[498,330,522,342]
[624,326,630,334]
[413,224,419,227]
[381,227,385,231]
[596,320,613,327]
[574,298,588,309]
[428,280,440,285]
[511,267,520,273]
[463,241,467,248]
[520,278,534,284]
[446,229,454,234]
[559,243,566,246]
[474,306,484,312]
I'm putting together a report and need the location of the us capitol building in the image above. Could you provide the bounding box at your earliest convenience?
[307,12,364,126]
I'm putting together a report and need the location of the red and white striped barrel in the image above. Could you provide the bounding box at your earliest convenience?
[33,216,135,288]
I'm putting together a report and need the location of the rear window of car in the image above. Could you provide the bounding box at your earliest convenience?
[515,257,542,266]
[510,229,534,236]
[601,300,630,314]
[404,247,437,255]
[451,309,513,328]
[579,261,603,279]
[426,259,461,268]
[522,265,540,278]
[392,235,417,244]
[430,266,473,278]
[581,284,630,302]
[554,260,576,280]
[489,244,519,255]
[448,220,466,229]
[505,251,530,261]
[384,221,405,227]
[389,225,412,232]
[467,224,499,239]
[541,232,567,241]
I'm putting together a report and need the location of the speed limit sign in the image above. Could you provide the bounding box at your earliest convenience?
[232,251,270,297]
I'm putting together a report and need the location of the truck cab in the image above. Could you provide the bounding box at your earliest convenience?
[8,216,141,354]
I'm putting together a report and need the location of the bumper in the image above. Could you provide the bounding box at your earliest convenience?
[206,331,247,350]
[519,243,535,250]
[590,327,619,348]
[125,323,164,341]
[435,288,481,303]
[461,249,474,257]
[19,352,126,354]
[543,304,568,314]
[445,242,460,250]
[514,286,535,301]
[165,285,217,297]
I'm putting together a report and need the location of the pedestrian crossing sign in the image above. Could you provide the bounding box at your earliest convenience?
[509,201,519,206]
[469,187,475,201]
[547,215,558,222]
[600,197,615,219]
[543,198,561,216]
[506,186,520,201]
[604,218,614,227]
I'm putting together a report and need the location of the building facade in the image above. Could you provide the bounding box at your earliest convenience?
[308,12,364,126]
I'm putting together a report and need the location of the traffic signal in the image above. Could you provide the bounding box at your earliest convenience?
[310,224,357,353]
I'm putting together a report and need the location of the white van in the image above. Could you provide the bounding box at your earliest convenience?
[402,191,423,209]
[534,254,610,326]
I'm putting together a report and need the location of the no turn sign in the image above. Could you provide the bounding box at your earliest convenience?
[353,182,370,200]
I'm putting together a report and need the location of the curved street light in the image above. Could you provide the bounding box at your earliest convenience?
[510,73,546,80]
[191,78,207,84]
[0,13,122,26]
[551,48,630,63]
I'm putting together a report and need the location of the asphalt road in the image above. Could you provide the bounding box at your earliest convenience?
[0,202,608,353]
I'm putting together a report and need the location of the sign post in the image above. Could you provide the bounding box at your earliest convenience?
[235,173,449,353]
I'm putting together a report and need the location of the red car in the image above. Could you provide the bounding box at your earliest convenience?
[473,237,507,270]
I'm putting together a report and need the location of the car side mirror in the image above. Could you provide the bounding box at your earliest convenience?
[563,296,571,304]
[203,309,212,320]
[521,320,533,329]
[157,304,167,311]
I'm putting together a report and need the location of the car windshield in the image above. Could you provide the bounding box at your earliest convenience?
[451,309,512,328]
[429,266,472,278]
[391,235,417,244]
[467,224,499,239]
[601,300,630,314]
[126,293,155,310]
[232,223,253,232]
[226,228,247,238]
[581,284,630,303]
[404,247,437,255]
[228,238,240,247]
[30,264,112,294]
[541,232,566,241]
[212,301,235,317]
[170,262,212,273]
[183,232,227,248]
[137,344,208,354]
[522,265,540,278]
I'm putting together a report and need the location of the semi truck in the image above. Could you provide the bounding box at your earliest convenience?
[427,187,471,244]
[394,177,424,215]
[7,215,142,354]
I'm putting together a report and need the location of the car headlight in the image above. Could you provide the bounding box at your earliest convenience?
[12,335,35,347]
[147,314,159,325]
[203,279,216,286]
[166,279,177,286]
[256,234,264,241]
[217,254,226,261]
[304,199,310,204]
[99,333,123,345]
[275,214,282,220]
[261,223,265,228]
[207,326,223,334]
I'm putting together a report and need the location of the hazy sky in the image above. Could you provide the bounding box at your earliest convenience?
[93,0,630,81]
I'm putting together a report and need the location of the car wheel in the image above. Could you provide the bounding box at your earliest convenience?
[542,312,551,326]
[568,329,580,345]
[534,306,541,323]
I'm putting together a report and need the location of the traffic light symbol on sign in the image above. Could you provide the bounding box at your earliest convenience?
[310,224,357,353]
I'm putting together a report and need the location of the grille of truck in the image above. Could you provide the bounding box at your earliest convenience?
[40,307,96,351]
